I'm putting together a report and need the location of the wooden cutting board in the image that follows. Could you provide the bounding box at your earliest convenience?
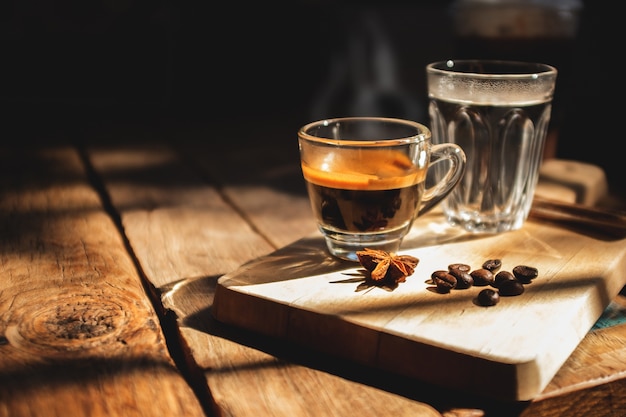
[212,212,626,401]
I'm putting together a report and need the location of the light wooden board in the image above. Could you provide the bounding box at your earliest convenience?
[213,213,626,401]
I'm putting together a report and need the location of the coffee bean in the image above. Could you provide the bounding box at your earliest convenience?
[470,268,495,286]
[512,265,539,284]
[477,288,499,306]
[482,259,502,273]
[448,263,471,273]
[494,270,516,287]
[448,268,473,289]
[498,279,525,296]
[432,270,456,293]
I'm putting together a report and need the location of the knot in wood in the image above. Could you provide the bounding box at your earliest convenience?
[7,293,139,357]
[48,302,117,340]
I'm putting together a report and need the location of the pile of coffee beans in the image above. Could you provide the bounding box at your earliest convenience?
[430,259,539,307]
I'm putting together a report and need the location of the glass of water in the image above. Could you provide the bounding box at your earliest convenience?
[426,60,557,233]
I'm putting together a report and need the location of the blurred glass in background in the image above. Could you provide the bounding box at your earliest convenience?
[450,0,583,160]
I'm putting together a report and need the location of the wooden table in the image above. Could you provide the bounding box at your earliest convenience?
[2,118,626,417]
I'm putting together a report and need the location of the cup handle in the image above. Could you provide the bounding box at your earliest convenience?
[418,143,466,217]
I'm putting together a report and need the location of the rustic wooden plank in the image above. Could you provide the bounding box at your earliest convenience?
[174,124,319,249]
[0,143,207,417]
[84,142,270,283]
[175,129,626,415]
[84,123,626,416]
[84,126,443,417]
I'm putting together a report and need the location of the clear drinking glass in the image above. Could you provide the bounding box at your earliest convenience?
[298,117,466,261]
[427,60,557,233]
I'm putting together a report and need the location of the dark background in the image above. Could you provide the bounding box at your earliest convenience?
[2,1,621,195]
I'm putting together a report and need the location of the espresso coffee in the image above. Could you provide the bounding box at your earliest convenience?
[301,149,426,234]
[304,182,424,233]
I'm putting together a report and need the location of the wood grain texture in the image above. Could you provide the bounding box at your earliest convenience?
[212,216,626,401]
[77,124,626,416]
[86,133,443,417]
[129,133,624,417]
[521,323,626,416]
[175,127,319,249]
[0,144,206,417]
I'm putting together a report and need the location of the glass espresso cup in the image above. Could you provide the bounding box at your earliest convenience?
[298,117,466,261]
[427,60,557,233]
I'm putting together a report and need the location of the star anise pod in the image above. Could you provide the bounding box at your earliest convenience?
[356,248,419,283]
